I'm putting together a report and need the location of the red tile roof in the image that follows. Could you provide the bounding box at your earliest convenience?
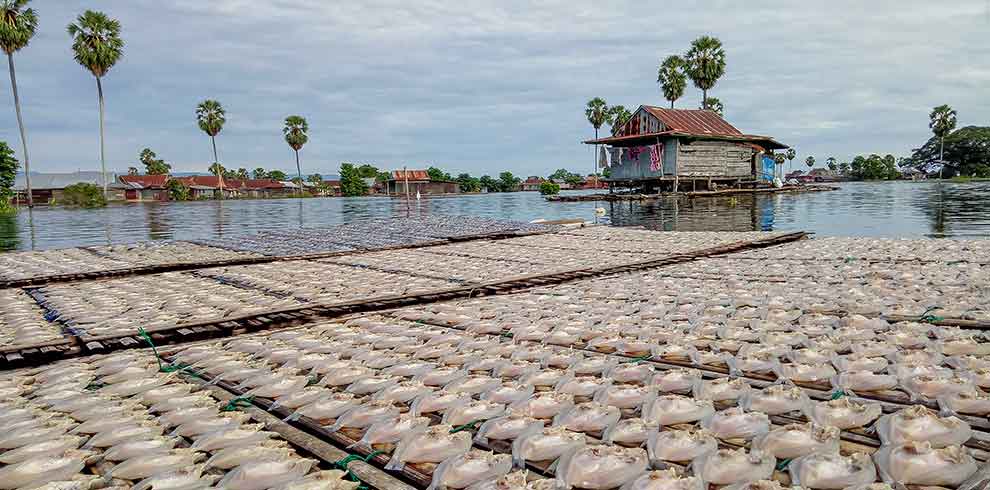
[642,106,742,137]
[120,174,169,188]
[243,179,285,189]
[391,170,431,181]
[523,177,544,184]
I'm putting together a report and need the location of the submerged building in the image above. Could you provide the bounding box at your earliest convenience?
[584,106,788,192]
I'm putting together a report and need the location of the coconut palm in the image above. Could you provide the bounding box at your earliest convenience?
[684,35,726,107]
[608,105,632,136]
[657,55,686,109]
[785,148,796,173]
[826,157,837,172]
[805,156,815,170]
[585,97,611,176]
[67,10,123,199]
[700,96,723,116]
[283,115,308,196]
[773,153,786,180]
[1,0,37,207]
[929,104,957,178]
[196,99,226,198]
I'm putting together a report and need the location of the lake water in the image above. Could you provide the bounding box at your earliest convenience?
[1,181,988,251]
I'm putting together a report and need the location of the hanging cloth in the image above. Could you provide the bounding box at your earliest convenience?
[599,146,610,168]
[649,142,663,172]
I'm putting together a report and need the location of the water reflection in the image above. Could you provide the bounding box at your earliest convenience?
[1,181,988,251]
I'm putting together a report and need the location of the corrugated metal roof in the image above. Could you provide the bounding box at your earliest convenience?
[14,171,119,190]
[120,174,169,188]
[642,106,742,136]
[392,169,431,181]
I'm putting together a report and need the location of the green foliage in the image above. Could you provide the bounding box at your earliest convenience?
[785,148,796,162]
[585,97,611,132]
[455,173,481,192]
[62,182,106,207]
[283,115,308,151]
[67,10,123,78]
[773,154,785,165]
[0,141,18,213]
[427,166,452,181]
[909,126,990,176]
[479,175,498,192]
[839,162,851,175]
[376,171,391,182]
[127,166,137,175]
[252,167,266,180]
[235,168,248,180]
[0,0,38,55]
[848,154,901,180]
[609,105,632,136]
[355,164,379,179]
[700,97,723,116]
[685,35,726,103]
[826,157,837,171]
[601,167,611,178]
[657,55,686,108]
[196,99,225,137]
[805,156,815,168]
[339,163,368,196]
[208,162,225,178]
[929,105,957,141]
[267,169,287,181]
[166,179,189,201]
[139,148,171,175]
[498,171,520,192]
[539,181,560,195]
[222,169,237,180]
[308,173,323,184]
[548,168,583,186]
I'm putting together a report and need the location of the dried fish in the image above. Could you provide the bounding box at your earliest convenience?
[429,450,513,490]
[873,442,978,486]
[874,405,972,447]
[555,445,649,490]
[647,428,717,464]
[753,423,840,459]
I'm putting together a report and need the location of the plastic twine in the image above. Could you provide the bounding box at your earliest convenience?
[919,306,945,324]
[137,327,164,371]
[333,450,384,490]
[830,390,847,400]
[220,395,255,412]
[449,419,486,433]
[626,354,653,364]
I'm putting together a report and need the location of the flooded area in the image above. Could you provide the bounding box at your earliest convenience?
[1,180,988,251]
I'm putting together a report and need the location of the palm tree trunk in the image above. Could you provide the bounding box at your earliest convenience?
[594,127,599,178]
[96,76,107,199]
[670,99,674,109]
[294,149,302,197]
[8,54,32,207]
[211,135,223,199]
[702,89,707,108]
[939,137,945,179]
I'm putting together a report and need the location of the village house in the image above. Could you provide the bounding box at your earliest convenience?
[119,174,170,201]
[14,171,126,204]
[521,176,545,191]
[385,169,459,195]
[585,106,788,192]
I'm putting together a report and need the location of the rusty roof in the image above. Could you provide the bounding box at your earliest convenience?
[642,106,742,136]
[391,169,431,181]
[120,174,169,188]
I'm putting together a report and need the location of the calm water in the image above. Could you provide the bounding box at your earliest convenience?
[1,181,988,251]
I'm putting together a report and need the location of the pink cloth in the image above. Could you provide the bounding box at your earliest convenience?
[649,143,663,172]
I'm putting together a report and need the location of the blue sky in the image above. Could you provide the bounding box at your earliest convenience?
[2,0,988,177]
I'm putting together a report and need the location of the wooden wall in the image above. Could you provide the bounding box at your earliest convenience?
[676,140,753,178]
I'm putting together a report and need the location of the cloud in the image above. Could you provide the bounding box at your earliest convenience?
[1,0,987,176]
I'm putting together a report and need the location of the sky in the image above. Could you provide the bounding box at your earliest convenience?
[2,0,988,177]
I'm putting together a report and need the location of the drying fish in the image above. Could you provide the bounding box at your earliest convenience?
[71,412,152,435]
[106,448,205,481]
[1,422,76,449]
[789,348,834,365]
[901,373,974,400]
[874,405,971,447]
[352,414,432,449]
[939,389,990,416]
[643,395,714,425]
[288,393,360,424]
[172,412,250,437]
[512,425,587,467]
[444,399,506,426]
[189,425,277,451]
[216,458,317,490]
[788,452,876,489]
[964,367,990,388]
[386,424,473,471]
[873,442,978,486]
[148,394,215,413]
[602,418,660,447]
[606,363,654,384]
[446,376,503,396]
[694,377,750,401]
[554,402,620,434]
[101,437,181,462]
[418,368,470,387]
[646,429,717,464]
[555,445,649,490]
[346,375,401,396]
[720,480,791,490]
[328,400,402,431]
[271,470,361,490]
[807,397,882,430]
[776,362,836,383]
[482,382,535,405]
[619,469,704,490]
[412,391,473,416]
[204,442,295,470]
[557,375,611,398]
[475,411,543,444]
[700,408,770,441]
[511,393,575,420]
[832,370,898,394]
[98,376,167,397]
[429,450,513,490]
[0,449,92,490]
[753,423,840,459]
[0,435,87,464]
[691,448,775,486]
[132,469,220,490]
[740,384,808,415]
[595,384,652,409]
[373,380,434,404]
[245,375,310,399]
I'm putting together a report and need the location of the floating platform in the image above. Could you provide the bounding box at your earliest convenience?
[547,184,838,202]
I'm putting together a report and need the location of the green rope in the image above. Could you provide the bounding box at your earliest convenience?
[84,381,106,391]
[500,332,514,339]
[919,306,944,324]
[830,390,847,400]
[776,458,792,471]
[220,395,255,412]
[844,257,856,263]
[449,420,486,433]
[334,450,385,490]
[136,327,205,379]
[137,327,164,371]
[626,354,653,364]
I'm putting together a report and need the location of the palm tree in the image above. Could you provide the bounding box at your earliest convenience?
[235,167,248,180]
[785,148,796,173]
[805,156,815,170]
[773,153,786,180]
[67,10,123,200]
[585,97,611,176]
[283,115,309,196]
[929,104,957,178]
[657,55,686,109]
[608,105,632,136]
[252,167,266,180]
[684,35,726,107]
[196,99,226,198]
[826,157,837,172]
[1,0,37,207]
[700,96,723,116]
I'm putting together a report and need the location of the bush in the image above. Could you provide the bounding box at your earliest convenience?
[166,179,189,201]
[539,181,561,195]
[0,141,18,214]
[62,183,107,208]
